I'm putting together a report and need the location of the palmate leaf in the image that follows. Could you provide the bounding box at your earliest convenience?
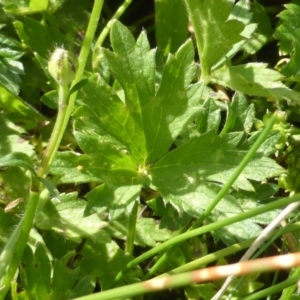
[69,20,285,221]
[151,132,283,190]
[79,20,203,165]
[149,131,284,217]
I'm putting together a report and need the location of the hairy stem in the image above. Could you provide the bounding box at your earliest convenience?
[0,1,104,297]
[38,84,69,177]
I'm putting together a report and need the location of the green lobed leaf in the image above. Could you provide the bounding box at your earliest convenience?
[185,283,217,300]
[155,0,189,56]
[150,132,284,197]
[72,276,94,298]
[49,251,81,300]
[232,182,280,225]
[147,197,192,230]
[40,90,58,109]
[74,131,141,186]
[161,177,280,245]
[188,0,245,77]
[34,192,110,243]
[0,58,23,95]
[0,116,33,157]
[210,63,300,102]
[195,98,221,136]
[135,217,174,247]
[4,0,49,14]
[213,215,263,245]
[14,17,66,59]
[106,214,174,248]
[220,92,255,135]
[0,167,29,213]
[79,240,143,290]
[0,208,19,249]
[85,184,141,220]
[0,151,59,199]
[274,1,300,78]
[240,130,281,156]
[0,152,35,171]
[19,245,51,299]
[50,151,99,184]
[242,0,272,55]
[0,29,25,94]
[42,231,78,260]
[155,181,244,218]
[212,0,257,71]
[82,20,203,164]
[0,85,44,128]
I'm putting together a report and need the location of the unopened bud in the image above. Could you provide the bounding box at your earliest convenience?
[48,48,76,86]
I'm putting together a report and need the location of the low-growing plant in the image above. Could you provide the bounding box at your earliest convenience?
[1,0,300,299]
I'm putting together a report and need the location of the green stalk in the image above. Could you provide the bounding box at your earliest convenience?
[142,112,279,279]
[75,252,300,300]
[38,84,69,177]
[161,222,300,277]
[219,214,300,300]
[0,191,39,298]
[125,200,138,254]
[114,193,300,284]
[64,0,104,129]
[0,1,104,298]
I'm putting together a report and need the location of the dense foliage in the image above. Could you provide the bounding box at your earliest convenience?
[1,0,300,299]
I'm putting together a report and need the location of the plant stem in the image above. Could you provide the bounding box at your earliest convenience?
[38,84,69,177]
[40,0,104,176]
[213,201,300,300]
[0,1,104,298]
[0,191,39,299]
[75,253,300,300]
[66,0,104,120]
[113,193,300,284]
[162,222,300,277]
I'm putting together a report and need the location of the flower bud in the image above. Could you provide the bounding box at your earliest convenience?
[48,48,76,86]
